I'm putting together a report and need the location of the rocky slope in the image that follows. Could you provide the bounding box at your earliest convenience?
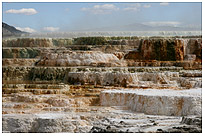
[2,22,28,37]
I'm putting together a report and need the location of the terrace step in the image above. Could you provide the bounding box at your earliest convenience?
[2,83,69,89]
[179,70,202,77]
[100,88,202,116]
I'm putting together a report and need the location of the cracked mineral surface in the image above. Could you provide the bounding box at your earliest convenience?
[2,37,202,133]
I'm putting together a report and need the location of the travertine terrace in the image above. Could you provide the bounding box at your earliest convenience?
[2,36,202,133]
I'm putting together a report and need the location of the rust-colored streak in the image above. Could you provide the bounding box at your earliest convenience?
[176,98,184,115]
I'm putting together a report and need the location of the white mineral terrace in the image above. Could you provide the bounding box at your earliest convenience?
[27,31,202,38]
[100,88,201,116]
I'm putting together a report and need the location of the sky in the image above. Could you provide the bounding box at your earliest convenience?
[2,2,202,33]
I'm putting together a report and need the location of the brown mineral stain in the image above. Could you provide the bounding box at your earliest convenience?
[158,97,164,104]
[176,98,184,115]
[138,95,144,106]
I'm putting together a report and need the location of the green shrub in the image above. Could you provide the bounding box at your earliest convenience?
[27,48,40,58]
[19,49,29,58]
[73,37,108,45]
[52,38,73,47]
[2,49,13,58]
[10,48,41,58]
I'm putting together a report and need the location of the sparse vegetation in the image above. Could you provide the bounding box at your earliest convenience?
[52,38,73,47]
[73,37,108,45]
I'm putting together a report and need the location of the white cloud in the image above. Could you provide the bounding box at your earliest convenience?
[143,4,151,8]
[123,3,141,11]
[123,7,139,11]
[81,4,119,14]
[129,3,141,7]
[5,8,37,15]
[160,2,169,6]
[16,27,36,33]
[43,27,59,32]
[143,21,181,27]
[81,7,88,11]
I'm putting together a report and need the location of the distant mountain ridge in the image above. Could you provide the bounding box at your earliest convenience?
[2,22,28,37]
[76,23,202,32]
